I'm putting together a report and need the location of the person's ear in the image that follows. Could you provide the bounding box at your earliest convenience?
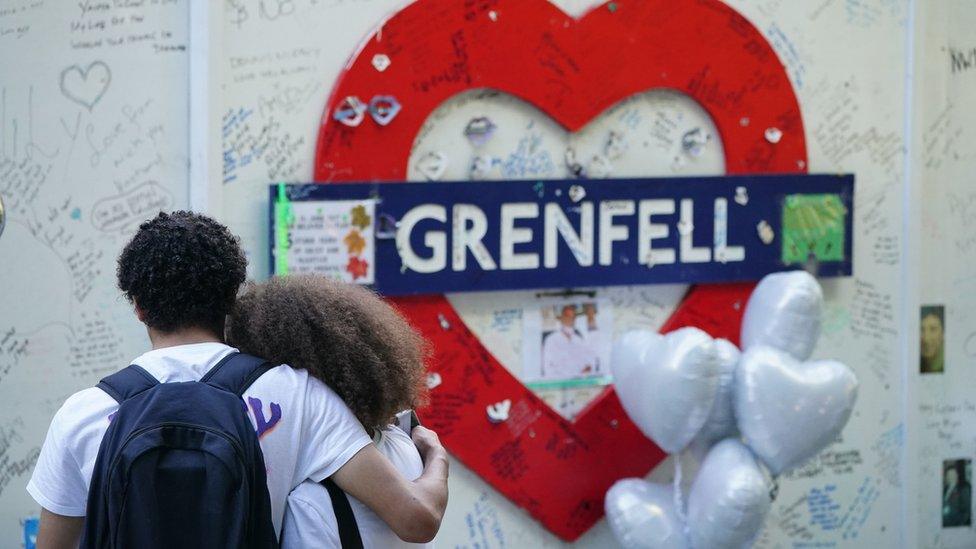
[134,302,147,323]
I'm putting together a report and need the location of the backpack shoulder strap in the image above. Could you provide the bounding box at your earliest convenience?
[97,365,159,404]
[322,478,364,549]
[202,352,275,396]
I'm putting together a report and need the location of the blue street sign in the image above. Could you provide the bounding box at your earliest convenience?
[270,174,853,296]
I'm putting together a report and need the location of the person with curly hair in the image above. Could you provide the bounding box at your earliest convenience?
[27,212,448,548]
[227,275,439,548]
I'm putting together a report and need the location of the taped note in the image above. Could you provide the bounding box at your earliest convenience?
[782,193,847,264]
[278,199,377,283]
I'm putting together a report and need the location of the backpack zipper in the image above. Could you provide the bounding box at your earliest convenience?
[108,421,248,476]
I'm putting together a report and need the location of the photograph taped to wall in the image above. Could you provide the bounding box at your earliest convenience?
[921,305,945,374]
[943,458,972,528]
[522,295,613,389]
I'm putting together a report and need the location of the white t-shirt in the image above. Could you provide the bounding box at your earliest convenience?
[281,425,431,549]
[542,326,600,378]
[26,342,372,536]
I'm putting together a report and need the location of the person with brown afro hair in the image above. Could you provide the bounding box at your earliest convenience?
[228,274,429,429]
[228,274,441,547]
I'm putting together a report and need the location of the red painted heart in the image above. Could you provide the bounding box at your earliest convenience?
[314,0,807,540]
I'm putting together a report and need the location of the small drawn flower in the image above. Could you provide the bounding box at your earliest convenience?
[346,256,369,280]
[350,204,372,231]
[344,229,367,256]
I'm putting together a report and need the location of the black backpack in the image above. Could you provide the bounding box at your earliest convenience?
[81,352,279,548]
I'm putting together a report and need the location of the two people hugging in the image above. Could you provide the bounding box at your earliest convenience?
[29,211,448,548]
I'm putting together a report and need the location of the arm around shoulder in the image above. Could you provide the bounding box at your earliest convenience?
[331,426,449,543]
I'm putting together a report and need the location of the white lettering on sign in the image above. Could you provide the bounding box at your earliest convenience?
[397,204,447,273]
[544,202,594,268]
[453,204,497,271]
[394,199,745,274]
[599,200,635,266]
[714,198,745,263]
[500,203,539,270]
[680,198,711,263]
[638,199,676,266]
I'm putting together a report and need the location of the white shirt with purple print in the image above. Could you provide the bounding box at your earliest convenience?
[27,342,371,537]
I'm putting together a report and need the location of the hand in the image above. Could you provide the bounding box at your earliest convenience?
[411,425,444,459]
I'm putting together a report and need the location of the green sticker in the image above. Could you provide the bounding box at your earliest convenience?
[525,376,613,391]
[781,193,847,264]
[274,183,294,276]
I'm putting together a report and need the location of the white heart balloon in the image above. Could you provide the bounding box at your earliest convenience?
[688,338,741,460]
[735,345,858,475]
[610,330,665,444]
[612,327,720,454]
[605,479,689,549]
[741,270,823,361]
[687,439,773,549]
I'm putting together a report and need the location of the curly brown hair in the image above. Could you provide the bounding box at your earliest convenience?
[226,275,429,429]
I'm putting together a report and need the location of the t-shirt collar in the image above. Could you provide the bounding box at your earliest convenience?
[132,342,238,383]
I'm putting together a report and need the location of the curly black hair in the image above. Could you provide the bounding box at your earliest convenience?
[226,275,430,429]
[117,211,247,334]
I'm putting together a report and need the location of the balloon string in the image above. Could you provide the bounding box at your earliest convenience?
[673,454,687,525]
[770,476,780,502]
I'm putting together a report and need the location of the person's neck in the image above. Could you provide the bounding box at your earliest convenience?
[148,326,223,350]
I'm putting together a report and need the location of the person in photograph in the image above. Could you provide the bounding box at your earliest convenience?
[542,305,600,379]
[579,302,610,368]
[943,459,972,527]
[582,303,598,331]
[921,306,945,374]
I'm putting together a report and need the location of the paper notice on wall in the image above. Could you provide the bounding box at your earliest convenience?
[282,199,376,284]
[781,193,848,264]
[521,295,614,390]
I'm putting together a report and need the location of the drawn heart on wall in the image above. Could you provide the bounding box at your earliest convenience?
[314,0,807,540]
[60,61,112,111]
